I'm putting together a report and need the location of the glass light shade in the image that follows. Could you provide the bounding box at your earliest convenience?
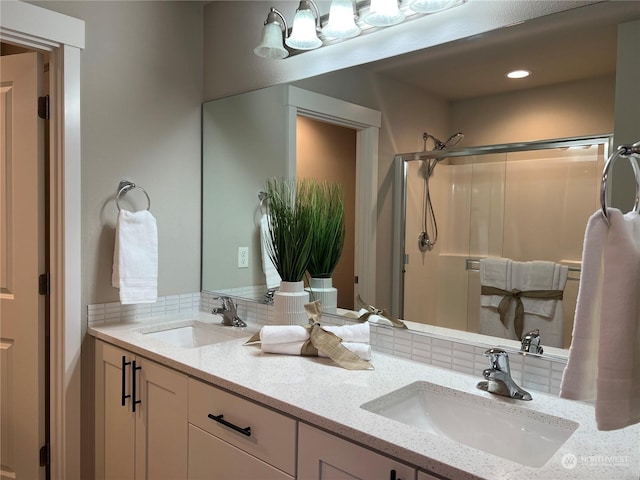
[254,22,289,59]
[410,0,457,13]
[323,0,361,39]
[364,0,405,27]
[285,8,322,50]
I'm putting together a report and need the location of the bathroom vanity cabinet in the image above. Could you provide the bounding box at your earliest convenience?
[94,340,188,480]
[95,340,446,480]
[187,377,296,479]
[298,422,417,480]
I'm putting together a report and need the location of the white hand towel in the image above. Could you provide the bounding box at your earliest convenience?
[561,209,640,431]
[112,209,158,304]
[260,214,281,290]
[262,341,371,361]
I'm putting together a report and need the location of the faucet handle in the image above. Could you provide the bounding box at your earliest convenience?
[521,329,543,355]
[483,347,510,372]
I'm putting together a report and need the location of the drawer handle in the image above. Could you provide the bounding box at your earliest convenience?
[207,413,252,437]
[390,470,401,480]
[121,356,131,406]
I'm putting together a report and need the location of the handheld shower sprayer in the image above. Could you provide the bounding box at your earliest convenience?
[417,131,464,252]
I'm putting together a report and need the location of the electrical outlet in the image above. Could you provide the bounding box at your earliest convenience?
[238,247,249,268]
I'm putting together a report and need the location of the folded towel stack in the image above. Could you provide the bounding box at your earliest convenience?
[259,323,371,360]
[479,257,568,347]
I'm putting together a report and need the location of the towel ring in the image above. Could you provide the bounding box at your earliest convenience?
[600,141,640,226]
[116,180,151,211]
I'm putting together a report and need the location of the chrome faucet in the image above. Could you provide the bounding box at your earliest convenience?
[477,348,532,401]
[211,296,246,327]
[521,329,544,355]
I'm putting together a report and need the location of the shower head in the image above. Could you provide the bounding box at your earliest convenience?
[444,132,464,149]
[421,131,464,151]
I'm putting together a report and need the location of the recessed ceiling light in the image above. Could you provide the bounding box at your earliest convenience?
[506,69,531,79]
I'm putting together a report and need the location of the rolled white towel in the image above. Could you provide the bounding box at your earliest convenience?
[323,322,369,343]
[260,325,309,345]
[357,309,394,327]
[260,323,370,346]
[262,341,371,361]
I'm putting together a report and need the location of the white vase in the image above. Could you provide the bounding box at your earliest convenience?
[306,277,338,314]
[272,281,310,325]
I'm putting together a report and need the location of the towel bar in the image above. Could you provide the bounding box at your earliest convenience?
[465,258,580,282]
[115,180,151,211]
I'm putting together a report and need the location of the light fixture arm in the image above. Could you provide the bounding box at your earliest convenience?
[265,7,288,36]
[299,0,322,31]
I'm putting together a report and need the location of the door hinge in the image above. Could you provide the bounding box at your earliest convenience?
[39,443,50,467]
[354,275,359,284]
[38,95,50,120]
[39,273,50,295]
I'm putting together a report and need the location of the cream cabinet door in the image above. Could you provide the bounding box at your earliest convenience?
[134,355,188,480]
[298,423,416,480]
[95,340,188,480]
[188,424,293,480]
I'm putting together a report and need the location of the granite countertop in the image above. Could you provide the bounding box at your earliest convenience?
[88,313,640,480]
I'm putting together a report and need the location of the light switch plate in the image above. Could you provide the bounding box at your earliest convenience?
[238,247,249,268]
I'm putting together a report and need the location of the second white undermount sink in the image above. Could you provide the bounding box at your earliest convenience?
[361,381,578,468]
[140,321,250,348]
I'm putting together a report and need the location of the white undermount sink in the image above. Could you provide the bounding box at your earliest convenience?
[140,321,251,349]
[360,381,578,468]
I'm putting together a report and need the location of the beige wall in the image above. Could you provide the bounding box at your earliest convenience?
[30,1,204,311]
[297,116,357,309]
[27,2,203,477]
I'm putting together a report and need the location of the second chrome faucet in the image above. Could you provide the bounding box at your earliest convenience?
[477,348,532,401]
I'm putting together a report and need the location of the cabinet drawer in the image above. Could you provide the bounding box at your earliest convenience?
[188,378,296,476]
[188,424,293,480]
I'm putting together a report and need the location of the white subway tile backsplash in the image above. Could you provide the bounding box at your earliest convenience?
[89,291,568,397]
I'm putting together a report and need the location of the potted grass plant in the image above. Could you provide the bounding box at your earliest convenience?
[305,181,345,314]
[266,177,314,325]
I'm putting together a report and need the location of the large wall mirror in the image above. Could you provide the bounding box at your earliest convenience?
[202,1,640,354]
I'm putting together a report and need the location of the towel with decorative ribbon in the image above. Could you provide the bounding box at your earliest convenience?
[342,294,407,329]
[245,301,373,370]
[480,286,564,340]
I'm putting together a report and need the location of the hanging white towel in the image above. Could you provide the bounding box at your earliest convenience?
[514,260,568,348]
[112,209,158,304]
[479,257,512,339]
[560,209,640,431]
[260,213,281,290]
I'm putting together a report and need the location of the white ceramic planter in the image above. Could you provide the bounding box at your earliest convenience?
[306,277,338,314]
[272,281,310,325]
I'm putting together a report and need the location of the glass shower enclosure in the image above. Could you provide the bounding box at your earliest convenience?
[392,135,612,349]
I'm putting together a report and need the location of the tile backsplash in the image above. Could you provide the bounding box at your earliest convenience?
[88,291,568,396]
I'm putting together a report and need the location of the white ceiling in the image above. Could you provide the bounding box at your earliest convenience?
[359,1,640,101]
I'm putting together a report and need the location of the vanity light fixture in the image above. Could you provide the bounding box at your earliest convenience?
[323,0,361,39]
[254,7,289,59]
[285,0,322,50]
[364,0,405,27]
[254,0,467,59]
[506,69,531,79]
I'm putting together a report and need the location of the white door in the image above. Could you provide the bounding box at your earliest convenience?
[0,52,47,480]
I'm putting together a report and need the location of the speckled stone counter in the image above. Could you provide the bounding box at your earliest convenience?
[88,313,640,480]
